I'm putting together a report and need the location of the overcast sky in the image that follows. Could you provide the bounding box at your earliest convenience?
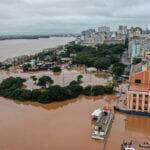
[0,0,150,35]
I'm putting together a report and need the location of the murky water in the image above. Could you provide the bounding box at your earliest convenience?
[0,68,109,88]
[0,37,75,61]
[0,95,149,150]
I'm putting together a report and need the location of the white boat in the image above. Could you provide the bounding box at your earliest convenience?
[91,108,102,119]
[121,141,135,150]
[124,148,135,150]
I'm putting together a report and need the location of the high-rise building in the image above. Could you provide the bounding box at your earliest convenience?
[98,26,110,33]
[118,25,127,34]
[81,29,95,40]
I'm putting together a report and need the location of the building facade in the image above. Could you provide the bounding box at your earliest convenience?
[98,26,110,33]
[128,37,150,59]
[127,67,150,113]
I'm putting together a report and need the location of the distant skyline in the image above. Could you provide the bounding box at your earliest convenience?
[0,0,150,35]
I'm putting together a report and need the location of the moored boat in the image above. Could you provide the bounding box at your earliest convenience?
[121,141,135,150]
[139,142,150,148]
[91,107,114,140]
[91,107,102,119]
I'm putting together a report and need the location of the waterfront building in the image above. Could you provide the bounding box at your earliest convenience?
[127,65,150,113]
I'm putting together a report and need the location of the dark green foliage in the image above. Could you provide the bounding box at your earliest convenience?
[11,89,32,101]
[112,63,126,76]
[37,76,54,88]
[69,44,125,70]
[132,58,142,65]
[31,89,42,101]
[82,85,114,96]
[0,77,114,103]
[77,75,83,84]
[0,77,26,90]
[94,57,111,70]
[52,66,62,73]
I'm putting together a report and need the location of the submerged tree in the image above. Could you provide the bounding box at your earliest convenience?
[37,76,54,88]
[30,75,37,84]
[77,75,83,84]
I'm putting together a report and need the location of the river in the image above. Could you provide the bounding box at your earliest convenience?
[0,37,75,61]
[0,95,149,150]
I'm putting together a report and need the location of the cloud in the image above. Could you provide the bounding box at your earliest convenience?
[0,0,150,34]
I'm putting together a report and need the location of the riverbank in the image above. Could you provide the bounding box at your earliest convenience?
[0,37,75,62]
[0,95,149,150]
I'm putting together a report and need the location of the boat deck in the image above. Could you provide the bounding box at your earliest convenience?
[91,111,114,140]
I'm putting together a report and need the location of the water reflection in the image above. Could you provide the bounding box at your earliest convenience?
[14,95,116,111]
[15,98,78,111]
[125,115,150,136]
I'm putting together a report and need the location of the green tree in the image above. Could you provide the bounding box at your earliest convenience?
[94,57,111,70]
[77,75,83,84]
[52,66,62,73]
[0,77,26,90]
[112,63,126,76]
[37,76,54,88]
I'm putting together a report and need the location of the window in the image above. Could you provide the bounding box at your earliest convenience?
[139,94,142,100]
[132,105,136,110]
[145,100,148,105]
[145,95,149,101]
[144,106,148,111]
[133,94,136,103]
[139,99,142,104]
[138,106,142,110]
[133,99,136,103]
[133,94,136,97]
[135,79,141,84]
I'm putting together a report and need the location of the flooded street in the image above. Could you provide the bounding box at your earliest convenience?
[0,68,109,88]
[0,96,149,150]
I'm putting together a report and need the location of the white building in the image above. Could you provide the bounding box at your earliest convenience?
[82,32,105,46]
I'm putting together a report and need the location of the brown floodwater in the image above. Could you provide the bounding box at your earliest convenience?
[0,68,109,88]
[0,37,75,61]
[0,95,149,150]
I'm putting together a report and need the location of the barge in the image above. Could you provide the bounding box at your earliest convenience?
[91,108,102,119]
[91,107,114,140]
[139,142,150,149]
